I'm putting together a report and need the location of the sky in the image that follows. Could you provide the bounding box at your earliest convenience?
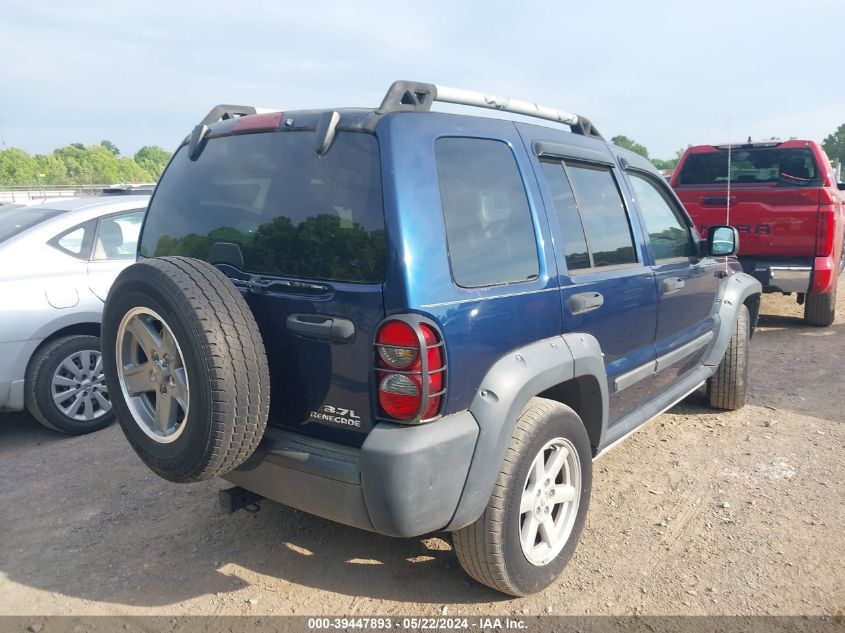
[1,0,842,160]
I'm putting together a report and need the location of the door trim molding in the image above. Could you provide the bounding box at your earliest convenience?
[613,331,714,393]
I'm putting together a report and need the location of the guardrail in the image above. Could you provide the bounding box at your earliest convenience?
[0,185,145,205]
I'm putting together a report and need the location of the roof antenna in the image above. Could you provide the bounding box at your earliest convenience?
[725,117,732,275]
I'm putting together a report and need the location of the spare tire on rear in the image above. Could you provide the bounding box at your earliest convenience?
[101,256,270,483]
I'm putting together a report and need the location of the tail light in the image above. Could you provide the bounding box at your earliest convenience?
[375,318,446,423]
[816,189,836,257]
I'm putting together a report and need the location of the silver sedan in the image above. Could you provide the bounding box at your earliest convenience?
[0,196,149,434]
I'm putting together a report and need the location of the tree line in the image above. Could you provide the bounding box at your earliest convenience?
[614,122,845,173]
[2,124,843,187]
[0,141,172,186]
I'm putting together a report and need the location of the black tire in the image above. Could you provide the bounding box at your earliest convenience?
[451,398,592,596]
[804,285,836,327]
[707,304,750,410]
[25,335,115,435]
[101,256,270,483]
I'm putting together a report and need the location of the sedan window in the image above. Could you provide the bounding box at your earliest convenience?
[0,208,61,244]
[92,210,145,261]
[48,219,96,259]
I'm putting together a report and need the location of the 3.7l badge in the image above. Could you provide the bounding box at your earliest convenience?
[308,405,362,428]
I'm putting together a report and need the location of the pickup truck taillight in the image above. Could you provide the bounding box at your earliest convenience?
[375,319,445,423]
[816,189,837,257]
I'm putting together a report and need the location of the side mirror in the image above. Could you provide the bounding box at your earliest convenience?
[837,183,845,191]
[707,225,739,257]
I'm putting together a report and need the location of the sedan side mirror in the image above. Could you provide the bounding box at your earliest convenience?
[707,225,739,257]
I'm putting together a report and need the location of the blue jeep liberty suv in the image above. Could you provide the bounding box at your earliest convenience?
[101,81,762,596]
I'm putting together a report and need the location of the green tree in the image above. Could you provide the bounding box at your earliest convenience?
[611,135,649,159]
[34,153,71,185]
[0,148,39,185]
[100,139,120,156]
[822,123,845,166]
[134,146,171,180]
[651,157,678,170]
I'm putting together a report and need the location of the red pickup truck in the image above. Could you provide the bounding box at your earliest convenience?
[671,140,844,326]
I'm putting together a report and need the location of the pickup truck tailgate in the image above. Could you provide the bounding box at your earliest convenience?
[676,185,820,257]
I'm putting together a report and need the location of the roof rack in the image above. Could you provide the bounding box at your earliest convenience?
[377,80,602,139]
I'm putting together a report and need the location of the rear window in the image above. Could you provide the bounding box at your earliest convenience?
[678,147,820,186]
[140,131,386,283]
[0,208,61,244]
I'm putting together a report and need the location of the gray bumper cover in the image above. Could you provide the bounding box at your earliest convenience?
[223,410,479,537]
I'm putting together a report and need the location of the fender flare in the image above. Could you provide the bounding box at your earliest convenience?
[702,272,762,367]
[445,332,607,531]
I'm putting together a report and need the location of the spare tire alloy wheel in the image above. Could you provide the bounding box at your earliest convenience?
[116,307,189,444]
[519,437,581,566]
[102,256,270,483]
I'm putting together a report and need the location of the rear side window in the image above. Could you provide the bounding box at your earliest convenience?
[678,147,820,186]
[436,138,539,287]
[92,210,145,261]
[565,164,637,267]
[50,219,96,259]
[141,131,386,283]
[539,161,590,270]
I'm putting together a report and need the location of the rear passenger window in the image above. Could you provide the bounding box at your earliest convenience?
[436,138,539,287]
[628,173,695,261]
[565,164,637,267]
[540,162,590,271]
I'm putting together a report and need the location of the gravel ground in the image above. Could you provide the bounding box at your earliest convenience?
[0,286,842,618]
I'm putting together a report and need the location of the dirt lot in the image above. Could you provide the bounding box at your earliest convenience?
[0,286,843,618]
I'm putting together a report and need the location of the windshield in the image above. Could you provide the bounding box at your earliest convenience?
[0,207,61,244]
[140,130,386,283]
[678,147,820,187]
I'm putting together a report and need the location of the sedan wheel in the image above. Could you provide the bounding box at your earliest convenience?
[51,349,111,422]
[25,334,116,435]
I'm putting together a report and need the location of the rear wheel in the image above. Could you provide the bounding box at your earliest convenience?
[452,398,592,596]
[102,256,270,483]
[25,335,114,434]
[707,304,750,410]
[804,285,837,327]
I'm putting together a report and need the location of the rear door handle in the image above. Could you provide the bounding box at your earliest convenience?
[568,292,604,315]
[286,314,356,343]
[662,277,685,294]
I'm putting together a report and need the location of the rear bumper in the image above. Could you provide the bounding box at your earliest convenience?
[739,257,812,294]
[223,411,479,537]
[739,256,838,295]
[0,339,39,411]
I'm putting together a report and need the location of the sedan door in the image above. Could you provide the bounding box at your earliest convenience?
[86,210,145,301]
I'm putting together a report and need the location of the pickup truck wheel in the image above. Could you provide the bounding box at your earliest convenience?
[101,256,270,483]
[25,335,114,435]
[707,304,749,410]
[804,286,836,327]
[451,398,592,596]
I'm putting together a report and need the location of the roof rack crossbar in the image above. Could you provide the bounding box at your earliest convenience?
[377,80,602,138]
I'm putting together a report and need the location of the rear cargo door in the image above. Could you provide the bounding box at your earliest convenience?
[139,130,387,446]
[673,145,822,257]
